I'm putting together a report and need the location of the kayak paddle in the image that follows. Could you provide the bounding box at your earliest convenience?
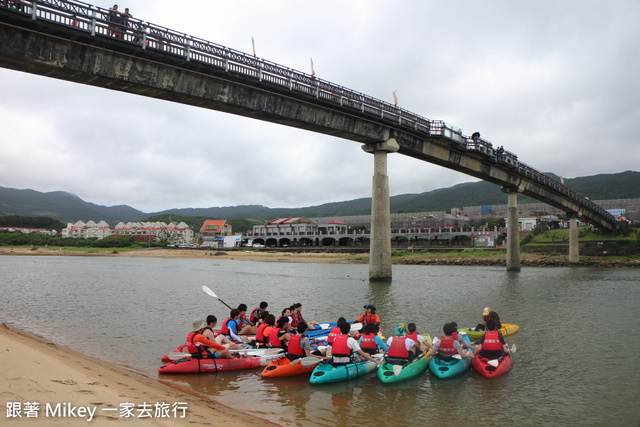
[300,357,323,366]
[201,285,254,326]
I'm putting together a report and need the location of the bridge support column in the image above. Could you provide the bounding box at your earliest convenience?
[569,214,579,263]
[362,139,399,281]
[504,187,521,272]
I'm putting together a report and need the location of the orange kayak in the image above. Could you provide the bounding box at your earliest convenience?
[261,357,320,378]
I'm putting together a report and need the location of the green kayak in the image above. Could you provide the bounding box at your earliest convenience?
[378,333,432,384]
[458,323,519,341]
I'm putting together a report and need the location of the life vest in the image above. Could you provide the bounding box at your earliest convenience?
[482,331,503,352]
[287,334,305,357]
[250,307,261,323]
[360,333,378,350]
[289,315,298,328]
[361,313,377,326]
[293,311,304,324]
[406,331,420,344]
[256,323,269,345]
[219,318,236,335]
[438,337,457,355]
[269,327,285,348]
[451,331,458,341]
[186,331,209,355]
[327,327,341,344]
[331,335,352,358]
[388,337,409,358]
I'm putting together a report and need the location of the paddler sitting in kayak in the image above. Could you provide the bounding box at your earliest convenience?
[356,304,382,336]
[250,301,268,324]
[405,323,432,352]
[386,325,422,364]
[449,322,473,350]
[255,313,275,348]
[473,319,510,360]
[220,308,243,342]
[187,318,235,359]
[331,322,383,366]
[474,307,502,332]
[237,304,258,334]
[425,322,474,361]
[327,317,348,346]
[203,315,245,351]
[358,323,389,354]
[287,322,327,361]
[269,316,292,351]
[292,303,319,328]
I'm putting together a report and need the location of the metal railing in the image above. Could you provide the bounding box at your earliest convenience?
[1,0,615,225]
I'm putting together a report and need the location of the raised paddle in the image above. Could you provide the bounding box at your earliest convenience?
[201,285,254,326]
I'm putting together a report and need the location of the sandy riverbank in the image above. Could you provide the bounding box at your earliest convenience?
[2,246,638,267]
[0,324,276,426]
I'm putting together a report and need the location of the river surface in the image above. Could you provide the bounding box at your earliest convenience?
[1,255,638,426]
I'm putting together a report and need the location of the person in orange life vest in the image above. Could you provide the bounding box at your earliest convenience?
[287,322,327,361]
[220,308,243,342]
[358,323,389,355]
[187,318,233,359]
[426,322,474,360]
[250,301,268,323]
[404,323,432,352]
[327,317,347,345]
[237,304,257,334]
[386,328,421,362]
[449,321,473,350]
[356,304,382,335]
[473,319,510,360]
[255,313,275,348]
[293,302,319,328]
[331,322,383,365]
[474,307,502,332]
[202,315,244,351]
[269,316,292,350]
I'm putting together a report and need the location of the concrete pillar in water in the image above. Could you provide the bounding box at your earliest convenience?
[504,187,521,272]
[569,214,579,263]
[362,139,399,281]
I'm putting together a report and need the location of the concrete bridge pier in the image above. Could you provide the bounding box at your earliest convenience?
[504,186,521,272]
[569,214,579,263]
[362,139,399,281]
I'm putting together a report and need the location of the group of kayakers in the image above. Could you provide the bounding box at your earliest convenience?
[187,303,510,365]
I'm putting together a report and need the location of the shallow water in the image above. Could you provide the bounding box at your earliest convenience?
[1,256,638,426]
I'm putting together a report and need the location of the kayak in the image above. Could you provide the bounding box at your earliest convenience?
[160,334,256,362]
[429,335,473,379]
[158,349,284,374]
[378,333,432,384]
[458,323,519,341]
[310,355,382,384]
[472,353,512,378]
[261,356,321,378]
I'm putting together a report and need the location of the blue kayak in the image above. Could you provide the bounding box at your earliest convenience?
[310,356,381,384]
[428,334,473,379]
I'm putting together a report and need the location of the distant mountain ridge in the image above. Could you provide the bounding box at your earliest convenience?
[1,171,639,226]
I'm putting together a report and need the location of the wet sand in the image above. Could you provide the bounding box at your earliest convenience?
[0,324,276,426]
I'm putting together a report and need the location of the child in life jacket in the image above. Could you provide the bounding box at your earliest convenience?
[426,322,474,361]
[473,319,510,360]
[358,323,389,355]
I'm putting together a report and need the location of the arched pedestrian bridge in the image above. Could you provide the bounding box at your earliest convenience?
[0,0,618,278]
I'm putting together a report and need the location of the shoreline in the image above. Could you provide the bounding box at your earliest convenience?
[0,323,277,426]
[1,246,638,267]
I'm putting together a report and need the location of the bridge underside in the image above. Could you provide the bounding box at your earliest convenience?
[0,13,616,231]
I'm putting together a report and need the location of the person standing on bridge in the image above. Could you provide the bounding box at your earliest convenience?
[107,5,119,38]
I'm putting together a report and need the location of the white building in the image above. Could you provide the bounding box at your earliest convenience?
[61,220,112,239]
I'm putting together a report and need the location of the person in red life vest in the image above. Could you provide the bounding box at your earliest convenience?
[327,317,347,345]
[404,323,432,353]
[236,304,257,334]
[473,319,510,360]
[250,301,268,323]
[287,322,327,361]
[292,303,319,328]
[449,321,473,350]
[269,316,292,350]
[386,328,422,362]
[474,307,502,331]
[187,318,234,359]
[426,323,474,361]
[219,308,243,342]
[358,323,389,355]
[331,322,383,365]
[202,315,244,351]
[278,308,296,333]
[255,313,275,348]
[356,304,382,335]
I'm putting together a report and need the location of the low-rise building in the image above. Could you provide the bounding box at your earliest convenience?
[61,220,112,239]
[200,220,233,247]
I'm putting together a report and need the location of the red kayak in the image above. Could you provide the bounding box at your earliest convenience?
[261,357,321,378]
[160,334,256,362]
[158,350,284,374]
[472,354,512,378]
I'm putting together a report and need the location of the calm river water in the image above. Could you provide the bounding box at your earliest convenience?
[1,255,638,426]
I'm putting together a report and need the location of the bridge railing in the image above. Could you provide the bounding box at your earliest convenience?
[2,0,616,226]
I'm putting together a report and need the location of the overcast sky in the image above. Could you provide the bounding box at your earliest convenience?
[1,1,638,213]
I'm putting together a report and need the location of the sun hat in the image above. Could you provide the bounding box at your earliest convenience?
[192,318,206,332]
